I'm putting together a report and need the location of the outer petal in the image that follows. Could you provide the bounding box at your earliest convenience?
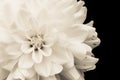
[18,54,34,69]
[5,43,22,59]
[85,37,101,48]
[75,55,99,71]
[74,7,87,24]
[61,25,89,43]
[61,66,83,80]
[0,27,13,43]
[32,49,43,63]
[15,9,35,31]
[34,60,52,77]
[2,60,18,71]
[68,42,92,60]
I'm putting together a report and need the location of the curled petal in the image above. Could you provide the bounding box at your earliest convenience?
[85,38,101,48]
[74,7,87,24]
[75,56,99,71]
[61,66,83,80]
[69,42,92,60]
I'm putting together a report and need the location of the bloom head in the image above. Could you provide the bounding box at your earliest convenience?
[0,0,100,80]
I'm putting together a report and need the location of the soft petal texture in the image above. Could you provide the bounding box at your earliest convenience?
[34,60,52,77]
[58,25,89,43]
[0,68,9,80]
[7,70,25,80]
[41,76,57,80]
[15,9,35,31]
[75,56,99,71]
[47,44,74,68]
[42,48,52,57]
[32,50,43,63]
[50,63,63,76]
[0,27,13,43]
[61,66,83,80]
[5,43,22,59]
[21,43,33,54]
[68,42,92,60]
[28,74,39,80]
[2,60,18,71]
[18,68,36,79]
[18,54,34,69]
[0,0,100,80]
[74,7,87,24]
[85,37,101,48]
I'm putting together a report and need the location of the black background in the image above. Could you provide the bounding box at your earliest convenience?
[77,0,117,80]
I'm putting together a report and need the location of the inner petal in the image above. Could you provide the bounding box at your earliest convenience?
[21,43,33,54]
[32,49,43,63]
[42,48,52,57]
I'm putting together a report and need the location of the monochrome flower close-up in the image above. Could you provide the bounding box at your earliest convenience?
[0,0,100,80]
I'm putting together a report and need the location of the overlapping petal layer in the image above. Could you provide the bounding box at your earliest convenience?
[0,0,100,80]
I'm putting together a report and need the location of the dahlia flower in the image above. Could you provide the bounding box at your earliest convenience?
[0,0,100,80]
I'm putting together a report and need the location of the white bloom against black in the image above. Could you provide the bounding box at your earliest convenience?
[0,0,100,80]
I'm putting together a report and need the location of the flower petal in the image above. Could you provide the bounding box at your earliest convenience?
[12,69,25,80]
[47,45,74,66]
[18,54,34,69]
[2,60,18,71]
[7,69,25,80]
[61,66,82,80]
[0,68,9,80]
[32,50,43,63]
[5,44,22,59]
[28,74,39,80]
[75,56,99,71]
[34,60,52,77]
[18,68,35,79]
[21,43,33,54]
[62,25,89,43]
[42,48,52,57]
[15,9,34,31]
[0,27,13,43]
[43,37,54,48]
[74,7,87,24]
[69,42,92,60]
[41,76,57,80]
[50,63,63,76]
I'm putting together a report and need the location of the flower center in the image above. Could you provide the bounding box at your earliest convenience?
[28,34,45,50]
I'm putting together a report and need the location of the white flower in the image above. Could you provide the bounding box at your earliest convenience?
[0,0,100,80]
